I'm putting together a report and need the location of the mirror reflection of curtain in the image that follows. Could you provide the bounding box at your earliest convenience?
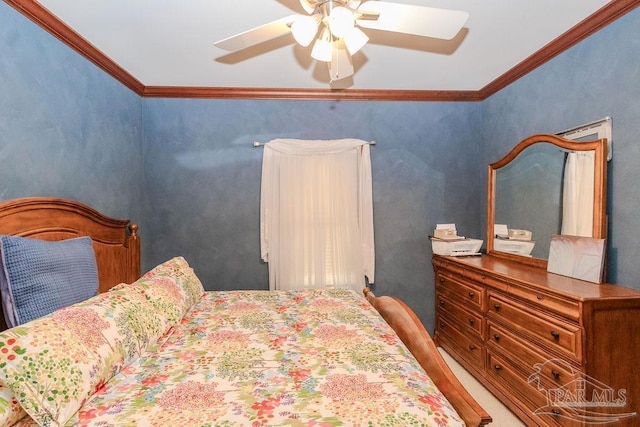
[260,139,374,292]
[561,151,594,236]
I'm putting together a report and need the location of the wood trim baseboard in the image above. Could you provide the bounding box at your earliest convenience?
[4,0,639,101]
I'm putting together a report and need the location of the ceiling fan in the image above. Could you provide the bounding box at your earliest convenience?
[214,0,469,82]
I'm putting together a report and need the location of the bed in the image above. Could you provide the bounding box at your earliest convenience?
[0,197,491,426]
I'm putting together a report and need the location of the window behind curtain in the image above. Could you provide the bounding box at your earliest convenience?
[557,117,611,235]
[260,139,374,292]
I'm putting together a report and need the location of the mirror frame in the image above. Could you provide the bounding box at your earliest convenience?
[487,133,608,269]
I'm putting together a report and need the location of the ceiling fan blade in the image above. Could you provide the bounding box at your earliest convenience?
[214,15,298,51]
[299,0,315,14]
[329,39,354,82]
[357,1,468,40]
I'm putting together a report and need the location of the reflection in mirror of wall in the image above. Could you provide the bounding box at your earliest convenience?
[487,134,608,269]
[494,142,563,259]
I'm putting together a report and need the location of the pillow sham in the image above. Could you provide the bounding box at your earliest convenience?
[154,256,205,308]
[112,277,187,327]
[70,288,170,363]
[114,256,204,323]
[0,236,99,328]
[0,287,169,427]
[0,381,26,427]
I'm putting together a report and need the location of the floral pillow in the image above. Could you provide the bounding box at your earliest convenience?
[111,277,187,327]
[70,288,170,362]
[0,381,26,426]
[0,286,169,427]
[152,256,205,308]
[115,257,204,322]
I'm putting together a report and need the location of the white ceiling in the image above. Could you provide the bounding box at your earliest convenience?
[36,0,613,91]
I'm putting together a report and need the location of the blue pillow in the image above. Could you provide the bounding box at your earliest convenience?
[0,236,99,328]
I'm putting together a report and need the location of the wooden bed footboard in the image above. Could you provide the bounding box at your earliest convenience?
[364,288,492,427]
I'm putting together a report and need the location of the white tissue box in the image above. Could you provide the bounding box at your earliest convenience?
[494,238,535,256]
[431,238,483,256]
[508,229,532,241]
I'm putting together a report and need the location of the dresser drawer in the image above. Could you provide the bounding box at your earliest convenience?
[458,269,510,293]
[487,351,581,427]
[436,316,484,371]
[487,321,580,391]
[507,282,580,321]
[436,293,483,336]
[436,273,484,310]
[487,350,549,410]
[433,255,640,427]
[488,293,583,362]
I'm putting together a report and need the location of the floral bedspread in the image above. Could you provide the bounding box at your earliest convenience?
[17,288,463,426]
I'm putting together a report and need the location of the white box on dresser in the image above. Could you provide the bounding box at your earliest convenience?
[433,253,640,427]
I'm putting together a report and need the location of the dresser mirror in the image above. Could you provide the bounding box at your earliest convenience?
[487,134,608,268]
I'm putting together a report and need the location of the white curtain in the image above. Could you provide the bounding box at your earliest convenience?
[561,151,595,236]
[260,138,374,292]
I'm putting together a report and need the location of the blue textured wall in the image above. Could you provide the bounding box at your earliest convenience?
[481,8,640,286]
[0,2,144,226]
[142,99,483,330]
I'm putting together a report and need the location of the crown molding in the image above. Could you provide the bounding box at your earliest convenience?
[142,86,483,101]
[478,0,639,99]
[5,0,638,101]
[5,0,145,94]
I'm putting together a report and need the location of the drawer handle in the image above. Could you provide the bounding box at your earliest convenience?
[493,303,501,310]
[493,364,502,371]
[493,334,500,341]
[439,300,445,306]
[468,318,475,325]
[550,331,560,340]
[551,370,561,380]
[536,294,544,300]
[468,291,475,299]
[551,409,561,416]
[481,275,486,280]
[439,278,444,283]
[468,345,476,351]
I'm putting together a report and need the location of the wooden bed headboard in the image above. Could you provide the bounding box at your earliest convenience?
[0,197,141,330]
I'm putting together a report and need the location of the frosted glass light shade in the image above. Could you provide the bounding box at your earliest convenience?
[328,6,355,38]
[344,27,368,55]
[291,15,319,47]
[311,30,332,62]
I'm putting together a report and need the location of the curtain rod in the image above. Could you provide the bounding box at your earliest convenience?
[253,140,377,147]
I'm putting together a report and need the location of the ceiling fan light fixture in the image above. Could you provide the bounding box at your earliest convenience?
[215,0,470,84]
[311,29,332,62]
[291,14,319,47]
[344,26,368,55]
[328,6,355,38]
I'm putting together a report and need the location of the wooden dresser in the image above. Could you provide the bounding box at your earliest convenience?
[433,254,640,427]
